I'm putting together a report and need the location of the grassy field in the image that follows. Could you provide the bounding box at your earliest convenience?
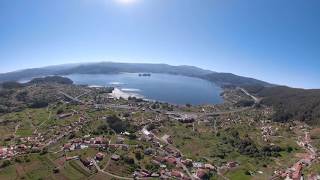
[226,168,251,180]
[62,161,88,180]
[0,165,17,180]
[0,152,97,180]
[66,148,99,159]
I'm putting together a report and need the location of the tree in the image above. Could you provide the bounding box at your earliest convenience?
[1,160,11,168]
[40,147,48,155]
[57,108,64,115]
[96,124,109,134]
[16,91,28,102]
[123,156,134,164]
[29,99,49,108]
[53,167,60,174]
[107,115,128,133]
[135,151,143,160]
[145,163,160,172]
[287,146,293,153]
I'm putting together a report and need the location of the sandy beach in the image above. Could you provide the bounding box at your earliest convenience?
[110,88,143,100]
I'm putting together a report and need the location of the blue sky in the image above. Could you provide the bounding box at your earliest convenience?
[0,0,320,88]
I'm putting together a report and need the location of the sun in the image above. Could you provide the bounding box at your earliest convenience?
[115,0,138,5]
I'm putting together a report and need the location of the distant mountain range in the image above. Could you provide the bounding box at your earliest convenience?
[0,62,272,87]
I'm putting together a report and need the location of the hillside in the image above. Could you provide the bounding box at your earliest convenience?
[0,62,271,87]
[244,85,320,125]
[27,76,73,85]
[203,72,271,87]
[0,76,74,113]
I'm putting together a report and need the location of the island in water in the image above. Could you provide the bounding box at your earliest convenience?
[138,73,151,77]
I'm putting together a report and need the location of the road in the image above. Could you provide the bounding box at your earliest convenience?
[34,111,52,134]
[203,107,251,116]
[75,90,91,99]
[92,159,134,180]
[59,90,133,111]
[59,91,84,104]
[142,126,195,180]
[239,88,260,103]
[13,123,20,137]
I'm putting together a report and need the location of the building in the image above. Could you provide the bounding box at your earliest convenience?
[95,152,104,161]
[171,170,183,178]
[166,156,177,165]
[111,154,120,161]
[291,162,302,180]
[63,143,72,151]
[227,161,238,168]
[196,169,209,179]
[58,113,73,119]
[205,164,216,171]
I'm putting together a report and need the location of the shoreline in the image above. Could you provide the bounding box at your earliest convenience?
[110,88,144,100]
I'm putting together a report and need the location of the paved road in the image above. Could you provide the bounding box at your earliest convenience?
[239,88,260,103]
[142,126,195,180]
[59,91,84,104]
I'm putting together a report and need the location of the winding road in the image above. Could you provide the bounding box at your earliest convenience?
[238,88,260,103]
[142,126,195,180]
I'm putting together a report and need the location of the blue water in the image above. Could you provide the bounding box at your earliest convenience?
[66,73,223,105]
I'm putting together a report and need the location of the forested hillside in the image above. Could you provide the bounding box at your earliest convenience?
[245,85,320,125]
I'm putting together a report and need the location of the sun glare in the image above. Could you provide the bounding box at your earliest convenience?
[115,0,138,5]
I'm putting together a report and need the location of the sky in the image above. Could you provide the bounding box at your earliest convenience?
[0,0,320,88]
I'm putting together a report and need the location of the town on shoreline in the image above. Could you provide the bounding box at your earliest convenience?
[0,81,319,180]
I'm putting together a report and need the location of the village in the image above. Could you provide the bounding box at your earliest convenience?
[0,84,319,180]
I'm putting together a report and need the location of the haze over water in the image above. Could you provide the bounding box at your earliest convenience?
[67,73,223,105]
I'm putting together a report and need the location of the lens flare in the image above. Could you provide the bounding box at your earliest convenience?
[116,0,137,5]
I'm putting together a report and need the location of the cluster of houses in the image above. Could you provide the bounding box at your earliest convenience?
[60,121,223,179]
[0,113,91,160]
[134,152,239,179]
[0,147,15,159]
[0,135,47,159]
[132,153,218,179]
[62,135,133,168]
[274,130,318,180]
[135,125,223,179]
[261,125,276,142]
[0,135,46,159]
[166,112,196,124]
[274,159,314,180]
[63,136,109,152]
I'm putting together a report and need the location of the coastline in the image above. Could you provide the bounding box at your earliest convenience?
[110,88,144,100]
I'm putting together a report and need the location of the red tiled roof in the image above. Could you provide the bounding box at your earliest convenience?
[171,170,182,177]
[292,163,302,180]
[64,143,72,149]
[166,157,177,164]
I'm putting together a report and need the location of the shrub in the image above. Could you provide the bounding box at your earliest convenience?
[1,160,11,168]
